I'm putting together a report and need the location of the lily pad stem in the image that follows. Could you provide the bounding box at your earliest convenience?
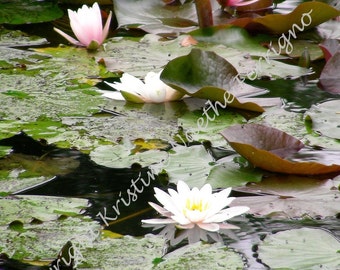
[195,0,213,28]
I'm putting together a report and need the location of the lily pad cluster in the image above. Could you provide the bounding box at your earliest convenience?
[0,0,339,269]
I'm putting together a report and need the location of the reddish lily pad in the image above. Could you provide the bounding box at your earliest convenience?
[319,39,340,62]
[249,2,340,34]
[220,123,340,174]
[319,51,340,94]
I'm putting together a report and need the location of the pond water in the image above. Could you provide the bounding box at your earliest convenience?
[0,1,340,269]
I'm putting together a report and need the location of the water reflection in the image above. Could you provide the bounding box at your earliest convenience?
[143,223,240,248]
[247,78,336,113]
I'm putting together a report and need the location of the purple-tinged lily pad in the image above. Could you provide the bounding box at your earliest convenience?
[220,123,340,174]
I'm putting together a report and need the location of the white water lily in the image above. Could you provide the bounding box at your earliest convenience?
[142,180,249,232]
[102,71,184,103]
[54,2,112,50]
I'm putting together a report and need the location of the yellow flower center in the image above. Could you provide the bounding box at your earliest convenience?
[185,198,208,212]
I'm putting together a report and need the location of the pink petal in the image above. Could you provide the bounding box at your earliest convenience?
[102,10,112,42]
[218,223,240,230]
[53,27,81,46]
[148,202,171,217]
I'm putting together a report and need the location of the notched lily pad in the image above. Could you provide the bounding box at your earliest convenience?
[220,123,340,174]
[161,49,268,112]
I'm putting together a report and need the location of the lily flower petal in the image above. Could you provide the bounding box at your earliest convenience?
[102,71,184,103]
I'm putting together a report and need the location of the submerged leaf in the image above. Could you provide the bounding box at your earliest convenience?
[220,123,340,174]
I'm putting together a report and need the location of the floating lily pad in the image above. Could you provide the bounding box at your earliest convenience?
[258,228,340,269]
[177,109,245,146]
[90,139,168,168]
[151,145,262,188]
[158,242,245,269]
[250,2,340,34]
[113,0,219,34]
[305,100,340,139]
[101,34,310,79]
[221,123,340,174]
[319,51,340,93]
[0,0,63,24]
[161,49,267,112]
[0,195,88,225]
[231,176,340,218]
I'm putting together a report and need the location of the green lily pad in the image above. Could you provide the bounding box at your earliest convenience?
[190,26,278,58]
[177,109,245,146]
[0,0,63,24]
[231,176,340,218]
[101,34,310,79]
[90,139,168,168]
[258,228,340,269]
[161,49,267,112]
[151,145,262,188]
[305,100,340,140]
[0,195,88,225]
[157,242,245,269]
[113,0,219,34]
[0,28,47,47]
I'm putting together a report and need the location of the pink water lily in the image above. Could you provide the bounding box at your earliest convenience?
[142,181,249,232]
[54,2,112,50]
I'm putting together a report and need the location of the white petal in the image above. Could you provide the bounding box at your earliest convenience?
[170,214,191,225]
[177,223,195,229]
[148,202,171,217]
[200,183,213,195]
[204,206,249,223]
[164,85,184,101]
[185,210,206,223]
[197,222,220,232]
[176,180,191,196]
[144,71,167,103]
[98,90,125,100]
[154,188,183,217]
[141,218,176,224]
